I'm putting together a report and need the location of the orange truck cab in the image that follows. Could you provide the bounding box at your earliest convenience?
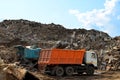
[38,49,98,76]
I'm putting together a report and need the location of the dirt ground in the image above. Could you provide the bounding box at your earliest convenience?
[32,70,120,80]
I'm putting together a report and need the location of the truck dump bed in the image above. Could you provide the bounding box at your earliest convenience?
[38,49,85,65]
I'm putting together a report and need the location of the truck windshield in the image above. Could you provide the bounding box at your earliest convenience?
[91,53,96,58]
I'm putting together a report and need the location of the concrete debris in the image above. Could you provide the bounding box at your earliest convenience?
[0,19,111,50]
[53,40,69,49]
[98,36,120,71]
[0,20,120,68]
[0,46,17,63]
[0,58,39,80]
[0,19,120,80]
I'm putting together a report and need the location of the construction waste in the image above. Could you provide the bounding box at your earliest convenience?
[0,19,120,79]
[0,19,111,50]
[0,46,17,63]
[0,57,39,80]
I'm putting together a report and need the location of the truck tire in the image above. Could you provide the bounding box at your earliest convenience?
[50,66,58,76]
[65,66,74,76]
[55,66,64,76]
[78,72,83,75]
[86,66,94,76]
[51,68,56,76]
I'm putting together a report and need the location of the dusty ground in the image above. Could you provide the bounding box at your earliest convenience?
[32,70,120,80]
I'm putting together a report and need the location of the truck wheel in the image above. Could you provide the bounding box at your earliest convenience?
[65,67,74,76]
[51,66,57,76]
[55,66,64,76]
[51,69,55,76]
[86,66,94,76]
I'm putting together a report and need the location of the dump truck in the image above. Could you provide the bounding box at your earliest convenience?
[38,49,98,76]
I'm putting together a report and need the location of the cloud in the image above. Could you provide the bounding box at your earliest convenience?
[69,0,120,36]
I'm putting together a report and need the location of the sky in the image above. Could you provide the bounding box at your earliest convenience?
[0,0,120,37]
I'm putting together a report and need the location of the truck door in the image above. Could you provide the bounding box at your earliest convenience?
[85,51,97,67]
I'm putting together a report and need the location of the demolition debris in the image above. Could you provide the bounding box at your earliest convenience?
[0,19,120,80]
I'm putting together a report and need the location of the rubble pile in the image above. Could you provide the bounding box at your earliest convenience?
[0,19,111,50]
[0,20,67,43]
[0,58,40,80]
[0,46,17,63]
[67,30,111,50]
[0,19,120,72]
[103,36,120,71]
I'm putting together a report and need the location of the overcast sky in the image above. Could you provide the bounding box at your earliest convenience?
[0,0,120,37]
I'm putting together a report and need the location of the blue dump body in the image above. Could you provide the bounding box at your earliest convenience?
[24,48,41,59]
[15,45,41,59]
